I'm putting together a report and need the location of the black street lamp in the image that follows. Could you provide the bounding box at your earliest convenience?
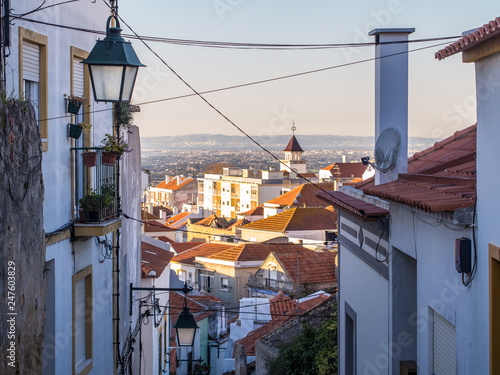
[174,304,199,346]
[129,283,199,346]
[82,13,145,103]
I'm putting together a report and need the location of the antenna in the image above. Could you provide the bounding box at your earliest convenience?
[361,127,401,173]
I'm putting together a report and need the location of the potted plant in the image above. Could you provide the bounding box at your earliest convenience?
[78,190,102,222]
[82,151,97,167]
[68,122,92,139]
[66,94,87,115]
[101,133,132,166]
[68,123,83,139]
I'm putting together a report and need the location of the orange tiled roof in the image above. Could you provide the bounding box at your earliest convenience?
[241,205,264,216]
[194,214,233,229]
[321,162,367,178]
[283,135,303,152]
[227,218,250,230]
[205,243,312,263]
[316,191,389,221]
[436,17,500,60]
[266,182,337,208]
[156,237,203,254]
[165,212,191,229]
[143,221,175,233]
[273,251,336,284]
[169,292,215,323]
[358,125,476,213]
[155,176,194,191]
[171,242,235,265]
[270,291,297,318]
[141,242,175,278]
[241,207,337,233]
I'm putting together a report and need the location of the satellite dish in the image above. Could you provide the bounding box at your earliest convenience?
[374,128,401,172]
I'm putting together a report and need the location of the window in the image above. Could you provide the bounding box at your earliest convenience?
[73,265,93,375]
[432,309,456,375]
[198,271,213,292]
[19,27,48,151]
[220,276,229,290]
[177,269,186,283]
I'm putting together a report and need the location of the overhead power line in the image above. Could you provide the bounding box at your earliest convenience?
[18,16,460,50]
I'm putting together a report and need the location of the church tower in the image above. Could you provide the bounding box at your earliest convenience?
[280,124,307,178]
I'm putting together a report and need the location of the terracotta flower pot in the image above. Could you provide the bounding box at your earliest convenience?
[102,152,119,166]
[82,152,97,167]
[67,100,82,115]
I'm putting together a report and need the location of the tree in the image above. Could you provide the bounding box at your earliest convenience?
[267,304,337,375]
[204,162,231,174]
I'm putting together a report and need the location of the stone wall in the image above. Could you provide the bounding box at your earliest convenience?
[255,297,336,375]
[0,100,45,373]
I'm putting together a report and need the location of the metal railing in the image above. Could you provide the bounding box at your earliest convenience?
[71,147,119,223]
[247,275,294,291]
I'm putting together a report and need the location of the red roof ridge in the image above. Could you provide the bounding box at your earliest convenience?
[436,18,500,60]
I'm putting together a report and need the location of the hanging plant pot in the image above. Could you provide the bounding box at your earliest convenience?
[67,99,82,115]
[68,123,83,139]
[101,152,119,166]
[82,152,97,167]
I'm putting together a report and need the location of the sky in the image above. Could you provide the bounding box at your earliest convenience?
[118,1,499,140]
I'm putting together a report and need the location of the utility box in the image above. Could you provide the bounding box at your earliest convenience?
[455,237,471,273]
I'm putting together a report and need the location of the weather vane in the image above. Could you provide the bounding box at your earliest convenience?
[291,122,296,135]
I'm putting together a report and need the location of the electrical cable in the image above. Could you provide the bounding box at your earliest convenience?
[16,16,460,50]
[123,211,337,246]
[463,197,477,287]
[112,3,452,203]
[11,0,82,21]
[374,217,388,263]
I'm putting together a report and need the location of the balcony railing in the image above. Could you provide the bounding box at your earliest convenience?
[71,147,119,223]
[248,275,294,291]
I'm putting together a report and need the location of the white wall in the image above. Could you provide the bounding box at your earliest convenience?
[339,248,389,375]
[474,51,500,375]
[390,204,473,374]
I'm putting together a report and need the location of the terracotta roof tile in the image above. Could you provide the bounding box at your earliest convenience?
[241,207,337,233]
[436,17,500,60]
[283,135,304,152]
[169,292,215,324]
[358,125,477,213]
[171,242,235,265]
[266,182,337,207]
[155,177,194,191]
[205,243,312,263]
[241,205,264,216]
[144,221,175,233]
[165,212,191,229]
[273,251,336,284]
[195,214,233,229]
[227,218,250,229]
[156,237,202,254]
[141,242,175,278]
[316,191,389,220]
[321,162,368,178]
[270,291,297,318]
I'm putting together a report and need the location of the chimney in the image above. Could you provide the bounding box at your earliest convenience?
[177,176,181,185]
[342,155,346,163]
[165,175,169,183]
[369,28,414,185]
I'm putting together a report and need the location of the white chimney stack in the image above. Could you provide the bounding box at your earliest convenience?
[369,28,414,185]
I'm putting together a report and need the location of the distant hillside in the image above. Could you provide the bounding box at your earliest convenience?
[141,134,436,151]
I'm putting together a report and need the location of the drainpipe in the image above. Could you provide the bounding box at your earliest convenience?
[369,28,414,185]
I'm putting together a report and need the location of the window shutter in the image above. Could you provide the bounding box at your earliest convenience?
[433,310,456,375]
[75,278,87,367]
[22,41,40,82]
[73,57,85,97]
